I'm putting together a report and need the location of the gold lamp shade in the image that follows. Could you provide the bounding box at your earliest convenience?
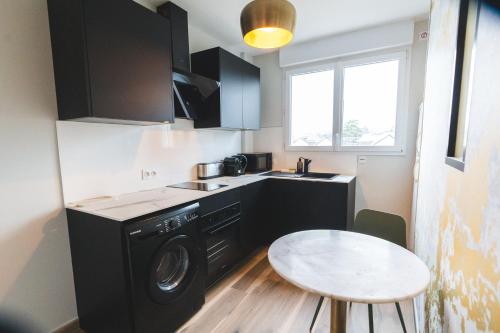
[240,0,296,49]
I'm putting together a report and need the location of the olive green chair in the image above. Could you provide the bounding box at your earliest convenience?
[353,209,408,333]
[309,209,408,333]
[354,209,407,248]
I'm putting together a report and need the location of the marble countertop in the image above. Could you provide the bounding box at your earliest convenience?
[66,172,355,222]
[268,230,430,303]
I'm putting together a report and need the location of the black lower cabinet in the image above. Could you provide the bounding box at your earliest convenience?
[239,178,356,251]
[240,180,268,256]
[261,179,286,243]
[279,179,354,233]
[66,211,132,333]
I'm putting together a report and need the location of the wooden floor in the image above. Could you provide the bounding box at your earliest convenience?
[72,248,415,333]
[179,248,415,333]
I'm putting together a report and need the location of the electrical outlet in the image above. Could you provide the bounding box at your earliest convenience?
[141,169,158,181]
[418,31,429,41]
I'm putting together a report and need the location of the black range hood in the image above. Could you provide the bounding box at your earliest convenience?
[158,2,219,120]
[172,69,220,120]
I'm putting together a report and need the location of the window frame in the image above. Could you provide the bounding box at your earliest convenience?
[284,48,410,154]
[284,62,336,152]
[445,0,480,172]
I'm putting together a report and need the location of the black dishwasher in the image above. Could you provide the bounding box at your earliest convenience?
[200,202,242,287]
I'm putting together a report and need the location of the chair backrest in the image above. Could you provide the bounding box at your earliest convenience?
[353,209,407,248]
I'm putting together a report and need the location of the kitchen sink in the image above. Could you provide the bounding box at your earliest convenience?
[261,171,337,180]
[260,171,303,178]
[301,172,338,179]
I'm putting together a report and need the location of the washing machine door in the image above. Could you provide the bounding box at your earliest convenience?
[148,234,202,304]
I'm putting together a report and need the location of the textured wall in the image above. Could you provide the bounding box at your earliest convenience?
[414,0,500,332]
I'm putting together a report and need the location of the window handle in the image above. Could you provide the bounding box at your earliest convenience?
[335,133,341,149]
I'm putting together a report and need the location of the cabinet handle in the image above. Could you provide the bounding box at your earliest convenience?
[207,217,240,235]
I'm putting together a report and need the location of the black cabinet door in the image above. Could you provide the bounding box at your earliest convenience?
[219,49,243,129]
[191,47,260,130]
[240,180,267,256]
[84,0,174,122]
[272,180,307,237]
[265,180,351,242]
[157,2,190,72]
[263,179,288,242]
[47,0,91,120]
[291,181,349,232]
[242,61,261,130]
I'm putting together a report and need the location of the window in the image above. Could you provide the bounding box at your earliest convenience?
[290,67,334,147]
[285,51,408,153]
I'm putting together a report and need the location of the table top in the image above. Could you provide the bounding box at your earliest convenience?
[268,230,430,304]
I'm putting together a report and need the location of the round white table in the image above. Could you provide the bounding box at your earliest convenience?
[268,230,430,333]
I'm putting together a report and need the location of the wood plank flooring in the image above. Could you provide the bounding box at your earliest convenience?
[71,248,415,333]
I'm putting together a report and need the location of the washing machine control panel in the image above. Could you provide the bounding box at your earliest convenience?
[127,202,200,240]
[164,216,183,231]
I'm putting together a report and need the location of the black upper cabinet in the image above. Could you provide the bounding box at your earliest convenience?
[157,2,190,72]
[241,61,261,130]
[47,0,175,124]
[219,50,244,129]
[191,47,261,130]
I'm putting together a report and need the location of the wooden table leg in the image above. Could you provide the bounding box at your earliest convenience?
[330,298,347,333]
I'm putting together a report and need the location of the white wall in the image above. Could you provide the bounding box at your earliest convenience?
[249,21,429,242]
[57,121,241,203]
[279,20,415,67]
[0,0,76,331]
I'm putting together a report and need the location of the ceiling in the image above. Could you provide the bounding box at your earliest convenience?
[146,0,430,55]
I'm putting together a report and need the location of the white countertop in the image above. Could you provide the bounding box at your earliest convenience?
[66,173,355,222]
[268,230,430,303]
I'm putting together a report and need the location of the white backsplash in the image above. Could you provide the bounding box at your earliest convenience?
[56,120,242,203]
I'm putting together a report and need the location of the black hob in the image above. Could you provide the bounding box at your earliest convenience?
[167,182,228,192]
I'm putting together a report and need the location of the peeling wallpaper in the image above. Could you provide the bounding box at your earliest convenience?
[414,0,500,332]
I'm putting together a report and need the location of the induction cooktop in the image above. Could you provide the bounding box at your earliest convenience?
[167,182,228,192]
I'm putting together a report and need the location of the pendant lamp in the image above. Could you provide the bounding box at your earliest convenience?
[240,0,296,49]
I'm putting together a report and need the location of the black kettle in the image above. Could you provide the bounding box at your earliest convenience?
[223,154,248,176]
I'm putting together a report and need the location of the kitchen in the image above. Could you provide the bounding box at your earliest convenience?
[1,0,499,333]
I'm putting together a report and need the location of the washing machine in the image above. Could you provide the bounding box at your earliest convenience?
[125,202,206,333]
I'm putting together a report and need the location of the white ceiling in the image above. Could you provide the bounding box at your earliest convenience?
[146,0,430,55]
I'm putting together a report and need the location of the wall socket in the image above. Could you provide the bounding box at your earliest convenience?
[141,169,158,180]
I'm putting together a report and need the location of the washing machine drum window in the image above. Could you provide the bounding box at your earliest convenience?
[149,235,202,304]
[155,245,189,292]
